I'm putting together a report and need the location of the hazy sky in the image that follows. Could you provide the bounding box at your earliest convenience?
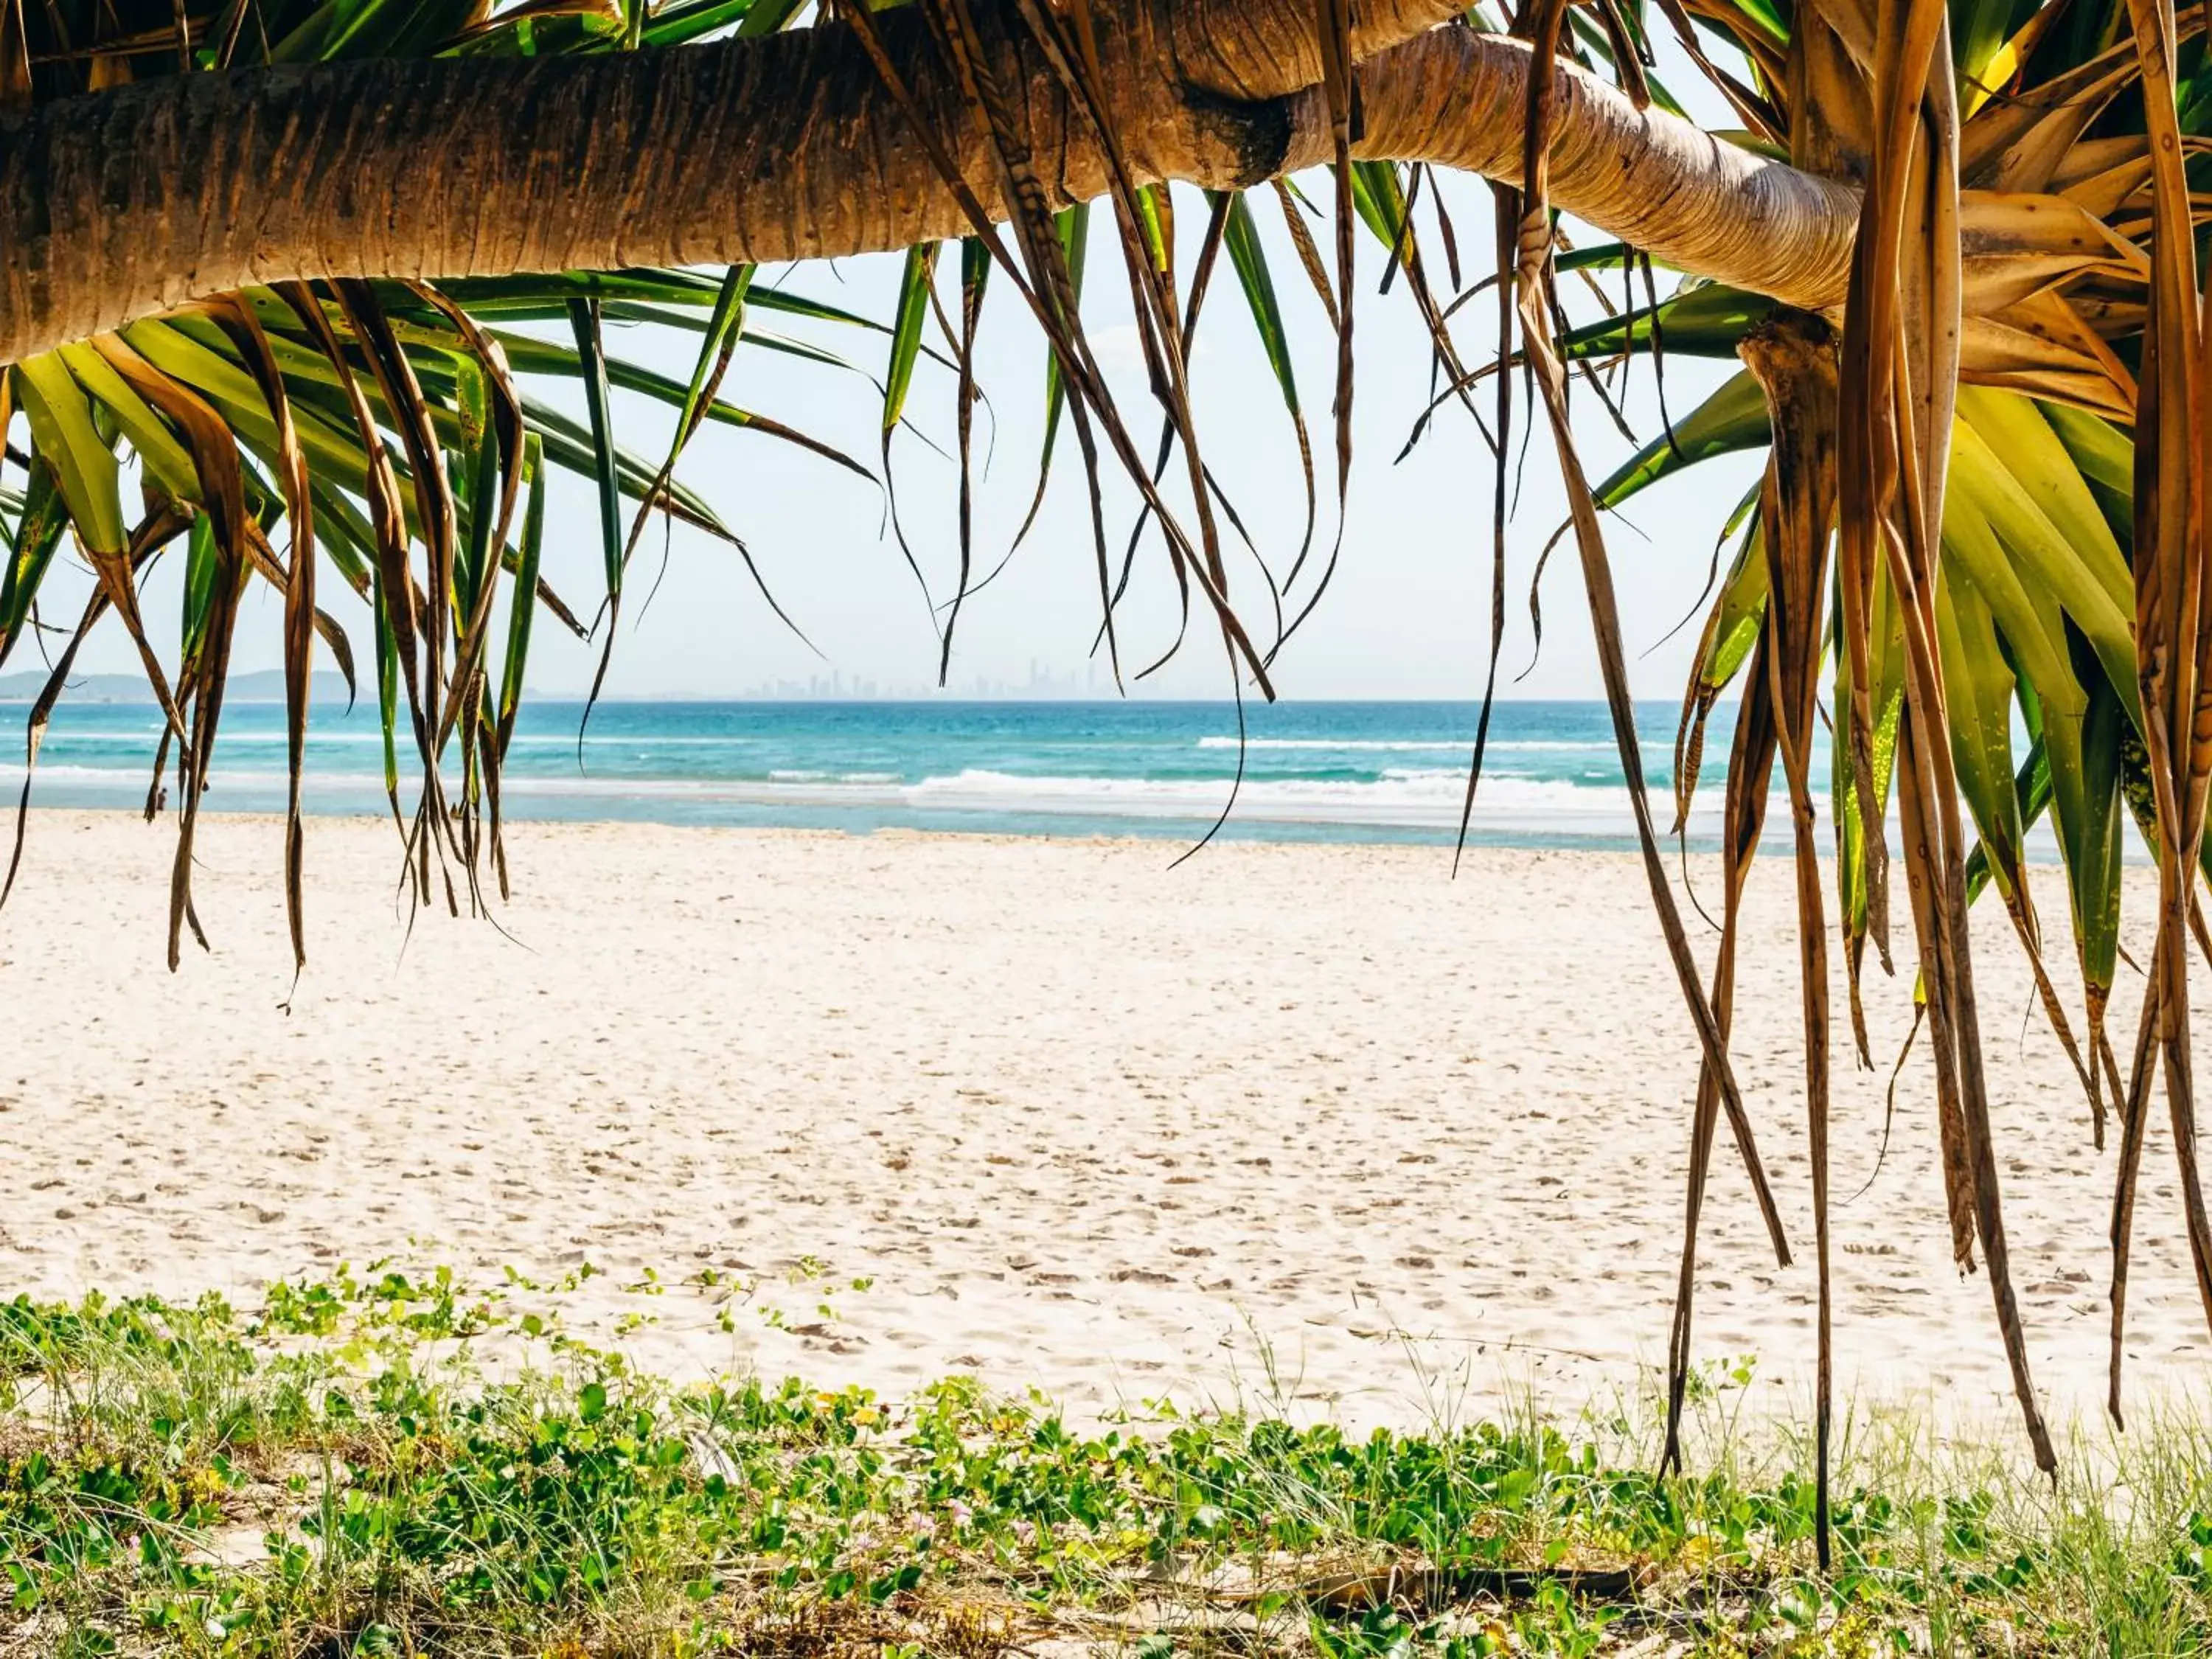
[60,40,1767,706]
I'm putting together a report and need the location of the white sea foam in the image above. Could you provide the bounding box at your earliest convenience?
[1,758,2087,859]
[897,767,1739,830]
[1193,736,1657,753]
[1194,737,1467,752]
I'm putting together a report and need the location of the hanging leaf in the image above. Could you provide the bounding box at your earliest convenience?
[12,356,126,555]
[1595,370,1771,508]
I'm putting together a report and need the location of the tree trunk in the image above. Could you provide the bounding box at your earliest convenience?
[0,0,1861,366]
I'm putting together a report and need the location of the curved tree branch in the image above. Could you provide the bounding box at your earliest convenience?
[0,0,1860,366]
[1333,31,1861,312]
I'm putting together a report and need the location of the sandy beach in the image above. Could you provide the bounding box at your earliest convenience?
[3,808,2205,1434]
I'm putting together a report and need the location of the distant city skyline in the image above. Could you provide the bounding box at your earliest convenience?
[728,658,1113,701]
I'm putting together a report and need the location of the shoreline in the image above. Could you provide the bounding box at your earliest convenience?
[4,809,2202,1435]
[0,789,2100,869]
[0,694,1921,857]
[0,781,1672,854]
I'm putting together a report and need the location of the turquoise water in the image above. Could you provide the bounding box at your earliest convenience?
[0,698,1774,848]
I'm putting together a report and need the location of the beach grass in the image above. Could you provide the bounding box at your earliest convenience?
[4,1266,2210,1657]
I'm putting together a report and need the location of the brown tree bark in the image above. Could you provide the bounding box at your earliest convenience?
[0,0,1861,366]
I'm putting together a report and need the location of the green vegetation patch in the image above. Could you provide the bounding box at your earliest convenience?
[2,1267,2209,1655]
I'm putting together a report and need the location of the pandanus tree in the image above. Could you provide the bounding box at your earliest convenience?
[1,0,2209,1562]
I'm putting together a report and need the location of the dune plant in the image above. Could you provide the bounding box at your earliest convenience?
[10,1268,2212,1654]
[1,0,2210,1565]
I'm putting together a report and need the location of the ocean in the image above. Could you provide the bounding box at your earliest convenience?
[0,696,1796,849]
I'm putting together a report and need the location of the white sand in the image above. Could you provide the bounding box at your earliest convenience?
[4,809,2208,1433]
